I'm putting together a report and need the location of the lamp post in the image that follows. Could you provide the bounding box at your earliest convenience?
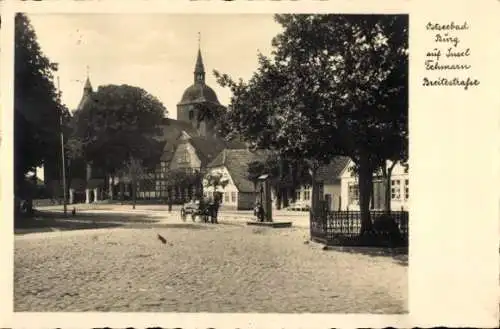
[57,76,67,216]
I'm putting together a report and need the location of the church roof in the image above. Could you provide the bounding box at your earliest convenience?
[157,118,199,141]
[179,83,220,105]
[207,149,268,193]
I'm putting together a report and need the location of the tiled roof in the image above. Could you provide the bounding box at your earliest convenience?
[190,136,247,166]
[157,118,199,142]
[157,118,200,162]
[156,118,248,166]
[190,136,227,166]
[316,156,351,184]
[207,149,268,193]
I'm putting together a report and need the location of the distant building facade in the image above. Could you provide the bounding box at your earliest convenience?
[339,159,409,211]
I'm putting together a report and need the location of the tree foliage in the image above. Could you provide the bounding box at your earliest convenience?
[247,154,311,206]
[204,172,229,192]
[164,169,203,189]
[121,156,145,209]
[71,84,166,176]
[214,14,408,233]
[14,13,68,207]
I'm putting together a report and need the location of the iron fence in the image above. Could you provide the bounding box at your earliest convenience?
[310,210,409,247]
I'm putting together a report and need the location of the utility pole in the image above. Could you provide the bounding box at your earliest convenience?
[58,76,68,216]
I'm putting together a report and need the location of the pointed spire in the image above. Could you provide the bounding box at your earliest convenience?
[84,65,92,92]
[194,33,205,85]
[84,77,92,91]
[195,48,204,74]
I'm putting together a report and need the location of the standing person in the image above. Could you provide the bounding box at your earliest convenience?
[257,202,265,222]
[197,196,206,222]
[167,196,172,212]
[211,195,220,224]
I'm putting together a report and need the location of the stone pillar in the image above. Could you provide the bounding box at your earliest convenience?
[69,188,74,204]
[94,188,99,202]
[85,189,90,204]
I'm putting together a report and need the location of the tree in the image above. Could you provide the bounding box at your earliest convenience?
[72,84,166,182]
[214,14,408,235]
[204,172,229,202]
[191,102,232,138]
[14,13,68,216]
[122,157,145,209]
[247,160,266,192]
[247,154,312,209]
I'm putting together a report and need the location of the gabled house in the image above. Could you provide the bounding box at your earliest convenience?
[315,156,351,211]
[288,157,350,211]
[204,149,267,210]
[339,159,409,211]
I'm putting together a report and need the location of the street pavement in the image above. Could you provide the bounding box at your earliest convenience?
[14,205,408,313]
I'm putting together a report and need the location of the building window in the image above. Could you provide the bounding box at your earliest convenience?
[231,192,236,203]
[405,179,409,200]
[177,151,189,164]
[348,184,359,203]
[224,192,229,203]
[304,190,311,201]
[295,191,301,200]
[189,110,194,120]
[391,179,401,200]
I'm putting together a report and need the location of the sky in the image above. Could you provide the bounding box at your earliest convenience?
[28,14,283,119]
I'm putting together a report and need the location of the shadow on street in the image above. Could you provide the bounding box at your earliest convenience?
[323,246,408,266]
[15,210,177,235]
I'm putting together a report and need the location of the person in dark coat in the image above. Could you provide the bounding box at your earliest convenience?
[210,197,220,224]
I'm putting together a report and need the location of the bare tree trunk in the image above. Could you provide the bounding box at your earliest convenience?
[383,161,397,213]
[283,188,289,208]
[358,154,374,235]
[290,187,297,203]
[275,186,282,210]
[109,175,115,200]
[309,164,320,215]
[119,177,124,202]
[132,180,137,209]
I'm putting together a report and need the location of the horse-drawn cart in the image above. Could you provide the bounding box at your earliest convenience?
[180,199,219,224]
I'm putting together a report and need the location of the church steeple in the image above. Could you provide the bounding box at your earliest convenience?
[194,33,205,85]
[83,77,93,93]
[83,66,93,93]
[76,66,93,112]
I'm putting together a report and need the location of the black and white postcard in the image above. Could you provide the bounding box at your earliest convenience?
[1,1,499,328]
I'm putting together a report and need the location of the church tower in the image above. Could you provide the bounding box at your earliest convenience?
[177,38,221,137]
[76,75,93,112]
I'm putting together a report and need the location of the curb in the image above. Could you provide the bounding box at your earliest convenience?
[321,245,408,255]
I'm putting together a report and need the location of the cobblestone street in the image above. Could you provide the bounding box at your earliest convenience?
[15,208,408,313]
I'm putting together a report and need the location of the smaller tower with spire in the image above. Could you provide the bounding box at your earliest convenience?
[76,66,93,112]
